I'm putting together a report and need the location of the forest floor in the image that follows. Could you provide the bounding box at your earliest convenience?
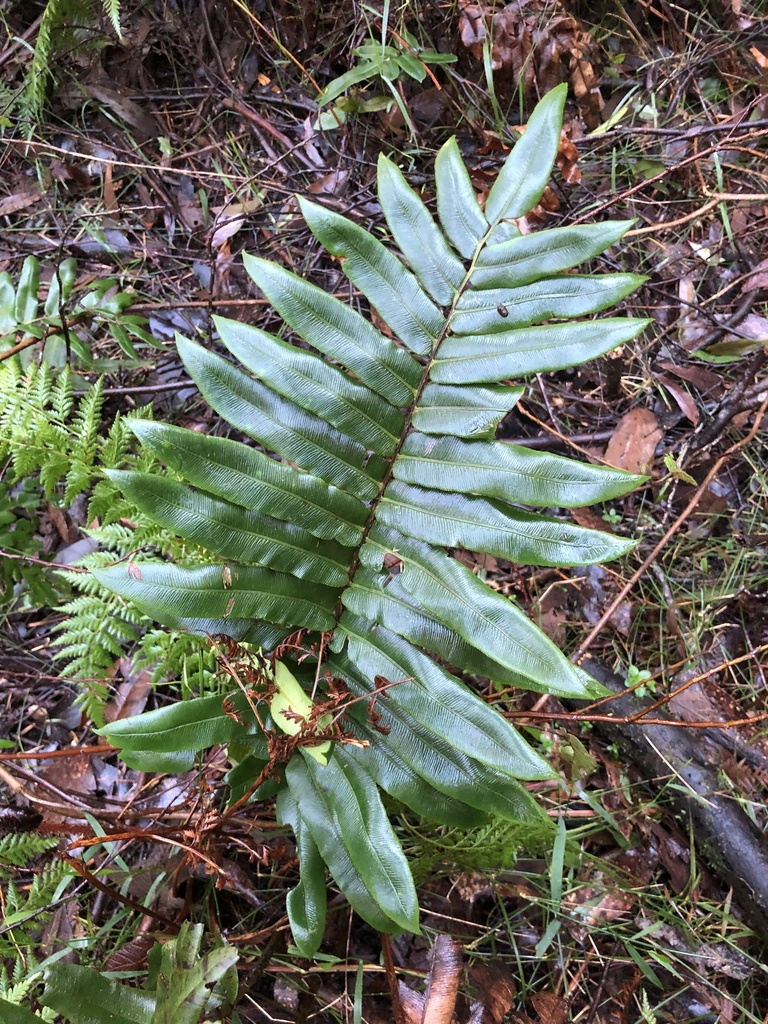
[1,1,768,1021]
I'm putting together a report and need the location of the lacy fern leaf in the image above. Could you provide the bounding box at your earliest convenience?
[96,86,648,947]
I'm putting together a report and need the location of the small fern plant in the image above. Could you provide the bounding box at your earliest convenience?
[18,0,123,129]
[95,86,648,952]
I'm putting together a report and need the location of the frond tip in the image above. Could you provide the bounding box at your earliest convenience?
[96,85,648,946]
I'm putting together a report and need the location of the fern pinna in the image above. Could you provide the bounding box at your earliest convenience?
[96,86,648,950]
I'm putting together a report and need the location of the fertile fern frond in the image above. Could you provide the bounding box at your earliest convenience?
[97,87,649,947]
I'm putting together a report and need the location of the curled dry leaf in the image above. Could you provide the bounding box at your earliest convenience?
[422,934,464,1024]
[653,373,700,425]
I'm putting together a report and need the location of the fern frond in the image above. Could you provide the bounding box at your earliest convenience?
[96,87,649,946]
[0,832,58,867]
[101,0,122,39]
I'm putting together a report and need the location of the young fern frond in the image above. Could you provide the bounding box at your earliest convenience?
[96,86,649,948]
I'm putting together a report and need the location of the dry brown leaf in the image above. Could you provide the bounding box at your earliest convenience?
[562,883,635,945]
[556,133,581,184]
[103,661,153,723]
[102,934,157,972]
[537,586,567,646]
[458,2,486,58]
[576,564,632,636]
[530,992,569,1024]
[468,963,516,1024]
[742,257,768,291]
[307,169,351,195]
[570,506,608,532]
[398,982,425,1024]
[457,1,602,125]
[604,407,662,474]
[655,361,722,394]
[0,190,42,216]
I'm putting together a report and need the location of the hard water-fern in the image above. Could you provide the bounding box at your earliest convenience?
[95,86,649,951]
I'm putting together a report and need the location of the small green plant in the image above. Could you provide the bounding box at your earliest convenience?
[602,506,623,526]
[625,663,655,698]
[0,356,222,721]
[0,255,157,369]
[316,29,456,134]
[0,362,115,612]
[37,923,238,1024]
[93,85,649,951]
[0,922,238,1024]
[9,0,123,129]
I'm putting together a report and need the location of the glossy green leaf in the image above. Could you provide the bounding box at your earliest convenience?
[343,567,584,697]
[116,749,197,772]
[42,965,155,1024]
[152,922,238,1024]
[317,61,380,105]
[177,334,386,500]
[412,384,524,438]
[214,315,403,454]
[378,480,636,565]
[435,137,489,258]
[342,720,489,828]
[396,433,646,505]
[452,274,646,335]
[337,611,553,780]
[485,83,567,223]
[0,272,16,332]
[285,756,411,933]
[15,255,39,324]
[433,317,650,382]
[299,197,443,356]
[0,999,47,1024]
[93,561,337,632]
[305,749,418,931]
[363,524,582,692]
[243,254,421,405]
[110,322,140,358]
[278,791,328,957]
[98,691,263,752]
[377,154,465,304]
[44,257,77,316]
[226,751,276,803]
[329,649,548,821]
[130,420,366,546]
[107,470,351,586]
[473,221,634,288]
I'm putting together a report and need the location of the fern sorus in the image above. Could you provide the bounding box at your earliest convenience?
[95,86,649,950]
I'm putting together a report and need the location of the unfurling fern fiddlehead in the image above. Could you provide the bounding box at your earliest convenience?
[95,86,649,951]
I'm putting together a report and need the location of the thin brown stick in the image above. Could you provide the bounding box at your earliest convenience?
[61,853,176,927]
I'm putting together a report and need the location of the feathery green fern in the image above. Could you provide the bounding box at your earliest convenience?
[0,362,217,719]
[20,0,123,127]
[95,86,649,950]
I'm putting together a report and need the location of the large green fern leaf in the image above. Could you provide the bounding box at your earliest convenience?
[96,85,648,946]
